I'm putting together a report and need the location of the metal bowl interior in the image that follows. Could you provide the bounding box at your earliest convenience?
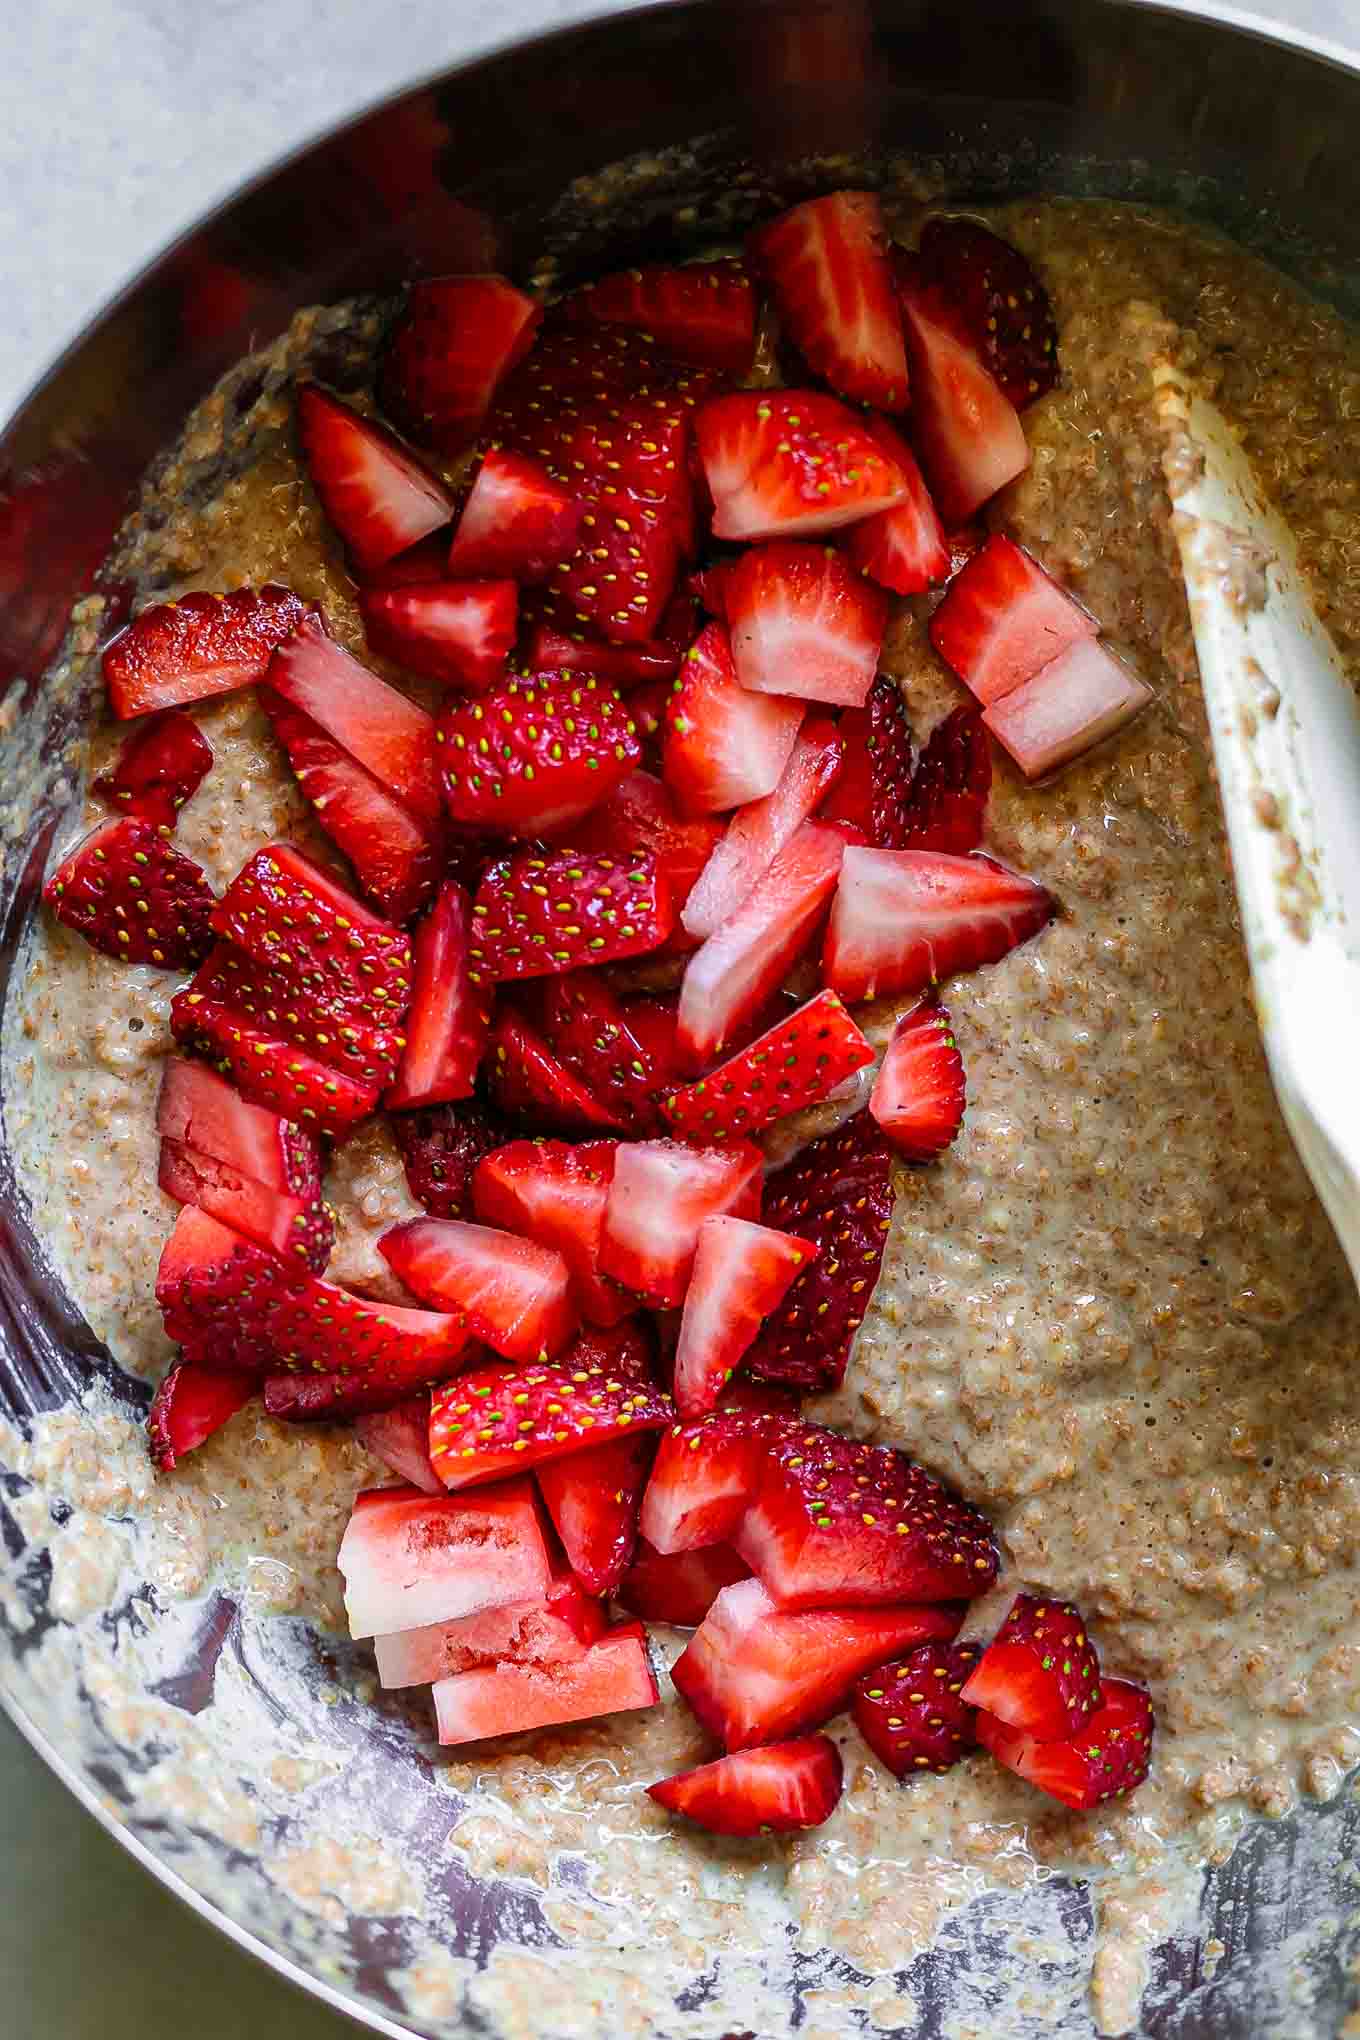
[2,3,1360,2034]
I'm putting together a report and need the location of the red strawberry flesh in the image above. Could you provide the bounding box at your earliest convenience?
[917,217,1059,410]
[870,1001,966,1162]
[265,611,441,827]
[447,446,583,584]
[468,849,672,983]
[360,579,519,695]
[379,1216,577,1363]
[893,263,1031,525]
[823,847,1054,1003]
[852,1640,983,1777]
[102,584,308,719]
[473,1137,631,1328]
[725,540,890,709]
[695,389,909,542]
[618,1538,752,1627]
[437,671,641,833]
[385,883,491,1109]
[373,1567,605,1687]
[380,274,543,452]
[566,258,757,377]
[535,1430,654,1596]
[649,1735,844,1836]
[156,1056,321,1198]
[428,1342,672,1489]
[432,1622,657,1744]
[599,1137,763,1307]
[44,817,215,970]
[338,1477,552,1637]
[976,1676,1154,1810]
[157,1136,333,1273]
[751,191,907,410]
[681,714,844,941]
[148,1362,254,1473]
[928,534,1096,708]
[960,1592,1103,1740]
[663,988,873,1147]
[672,1216,817,1419]
[896,706,992,855]
[842,417,950,595]
[356,1394,442,1493]
[818,673,916,850]
[93,710,213,829]
[297,383,454,570]
[982,637,1152,779]
[639,1408,777,1555]
[485,1009,627,1135]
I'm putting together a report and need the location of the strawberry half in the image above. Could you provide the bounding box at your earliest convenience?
[297,383,454,570]
[156,1056,321,1200]
[750,190,907,410]
[535,1430,655,1596]
[428,1334,672,1488]
[437,671,641,833]
[928,534,1097,707]
[681,714,844,942]
[391,1096,515,1218]
[817,673,915,850]
[521,972,667,1134]
[842,416,950,595]
[664,988,873,1147]
[852,1640,983,1777]
[672,1216,818,1419]
[102,584,307,718]
[485,1010,626,1134]
[599,1137,763,1307]
[977,1677,1154,1811]
[896,706,991,855]
[385,883,491,1109]
[148,1362,254,1472]
[379,274,543,451]
[93,710,213,830]
[663,620,805,818]
[618,1538,752,1627]
[380,1215,577,1363]
[372,1561,606,1687]
[447,447,583,583]
[210,843,413,1025]
[695,390,909,541]
[870,1001,966,1162]
[893,259,1030,525]
[44,818,215,969]
[916,217,1059,410]
[473,1137,631,1328]
[823,847,1054,1003]
[567,770,723,926]
[640,1408,778,1554]
[566,258,757,377]
[359,579,519,695]
[649,1736,844,1836]
[960,1593,1103,1740]
[724,540,890,709]
[468,848,672,983]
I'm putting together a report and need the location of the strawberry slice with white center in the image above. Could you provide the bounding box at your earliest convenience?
[662,621,805,818]
[664,989,872,1147]
[468,848,673,983]
[359,579,519,694]
[982,637,1153,779]
[823,846,1055,1003]
[672,1576,961,1748]
[486,1010,627,1135]
[356,1394,442,1494]
[437,671,641,834]
[750,191,908,410]
[695,390,910,541]
[681,714,844,941]
[842,416,950,594]
[338,1478,553,1638]
[157,1136,333,1273]
[265,611,441,828]
[928,534,1097,706]
[103,585,308,718]
[724,540,890,709]
[379,274,543,451]
[297,384,454,570]
[374,1563,605,1687]
[976,1677,1154,1810]
[677,819,854,1068]
[649,1736,844,1836]
[671,1216,818,1419]
[473,1137,632,1328]
[639,1408,780,1554]
[869,1000,966,1161]
[599,1137,764,1307]
[566,258,757,377]
[432,1621,657,1744]
[447,447,583,583]
[959,1592,1103,1740]
[156,1056,321,1199]
[893,257,1031,525]
[385,882,492,1110]
[147,1362,255,1473]
[379,1216,577,1363]
[535,1430,655,1596]
[618,1538,752,1627]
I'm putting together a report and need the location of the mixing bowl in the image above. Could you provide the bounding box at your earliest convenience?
[3,2,1360,2033]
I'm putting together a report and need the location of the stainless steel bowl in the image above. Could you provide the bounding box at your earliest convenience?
[3,4,1360,2033]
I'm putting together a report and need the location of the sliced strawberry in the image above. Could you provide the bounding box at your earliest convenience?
[519,974,665,1135]
[297,384,453,570]
[356,1394,442,1493]
[565,771,722,925]
[379,274,543,451]
[158,1137,333,1272]
[338,1478,553,1638]
[651,1736,843,1836]
[519,613,681,688]
[750,191,907,410]
[171,995,380,1137]
[210,842,413,1023]
[265,611,441,827]
[437,671,641,833]
[916,217,1059,410]
[44,817,215,969]
[682,715,844,941]
[358,532,451,589]
[385,883,491,1109]
[485,1010,626,1135]
[432,1622,657,1744]
[662,620,804,818]
[870,1001,965,1161]
[147,1362,254,1473]
[473,1137,631,1328]
[696,390,908,542]
[672,1216,818,1419]
[817,673,915,850]
[447,447,583,583]
[842,417,950,595]
[745,1109,894,1391]
[389,1096,513,1217]
[359,579,519,695]
[174,941,403,1088]
[380,1216,577,1362]
[599,1138,763,1307]
[893,261,1030,524]
[102,584,307,718]
[468,849,673,983]
[852,1640,983,1777]
[824,847,1054,1002]
[618,1538,751,1627]
[535,1431,654,1596]
[374,1566,605,1687]
[896,705,992,854]
[156,1057,321,1199]
[93,710,213,829]
[673,1576,960,1748]
[676,819,851,1068]
[928,534,1096,707]
[428,1336,672,1489]
[724,541,889,710]
[262,1345,480,1421]
[664,989,873,1147]
[982,638,1152,779]
[639,1408,778,1554]
[734,1418,999,1608]
[977,1677,1154,1811]
[959,1593,1102,1740]
[566,258,757,377]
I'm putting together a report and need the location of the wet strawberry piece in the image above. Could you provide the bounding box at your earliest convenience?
[977,1677,1154,1811]
[297,384,454,570]
[682,715,844,943]
[373,1563,606,1687]
[842,417,950,595]
[896,707,992,855]
[870,1001,966,1162]
[639,1408,782,1554]
[724,540,891,709]
[102,584,308,718]
[618,1538,752,1627]
[391,1096,515,1219]
[148,1362,255,1472]
[157,1056,322,1199]
[44,817,215,969]
[600,1137,763,1307]
[93,710,213,830]
[428,1337,672,1489]
[982,638,1152,780]
[473,1138,632,1328]
[210,843,413,1026]
[928,534,1096,707]
[447,446,583,584]
[170,994,382,1138]
[650,1736,844,1836]
[437,671,641,834]
[893,257,1030,524]
[565,258,757,377]
[672,1216,818,1419]
[338,1478,553,1638]
[157,1135,334,1274]
[852,1640,983,1777]
[750,191,907,410]
[663,620,805,819]
[916,217,1060,410]
[355,1394,442,1494]
[266,610,442,827]
[485,1010,627,1135]
[960,1593,1103,1740]
[823,847,1054,1004]
[818,673,916,850]
[468,849,673,983]
[518,973,666,1135]
[360,579,519,695]
[695,389,909,542]
[380,1215,578,1363]
[175,942,404,1089]
[564,771,723,929]
[379,274,543,451]
[385,883,492,1109]
[262,1343,484,1422]
[535,1429,655,1596]
[433,1622,657,1744]
[664,989,873,1146]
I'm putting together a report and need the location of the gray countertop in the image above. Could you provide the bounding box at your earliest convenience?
[0,2,1353,2036]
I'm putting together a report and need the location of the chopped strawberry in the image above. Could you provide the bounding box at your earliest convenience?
[566,771,722,925]
[437,671,641,833]
[518,613,681,687]
[683,715,844,941]
[650,1736,843,1836]
[672,1216,818,1419]
[870,1001,966,1161]
[745,1109,894,1391]
[916,217,1059,410]
[262,692,441,923]
[379,274,543,451]
[44,817,215,969]
[262,1346,481,1422]
[639,1408,778,1553]
[852,1640,983,1777]
[618,1538,751,1627]
[468,849,673,983]
[824,847,1054,1003]
[617,991,684,1099]
[171,995,380,1137]
[447,447,583,583]
[750,191,907,410]
[662,620,805,818]
[535,1431,654,1595]
[357,532,452,589]
[174,941,404,1088]
[339,1478,553,1638]
[356,1394,442,1493]
[959,1593,1102,1740]
[359,579,519,695]
[265,610,441,827]
[433,1622,658,1744]
[724,541,889,709]
[673,1576,960,1747]
[390,1096,513,1217]
[374,1565,606,1687]
[158,1137,333,1272]
[893,260,1031,524]
[928,535,1096,707]
[695,390,909,541]
[896,705,991,854]
[93,710,213,830]
[102,584,308,718]
[664,989,873,1147]
[147,1362,254,1473]
[520,973,667,1134]
[566,258,757,377]
[428,1335,672,1488]
[485,1010,626,1135]
[842,417,950,594]
[977,1677,1154,1811]
[385,883,491,1109]
[676,820,852,1068]
[600,1138,763,1307]
[817,672,915,849]
[982,638,1152,779]
[156,1056,321,1199]
[297,384,454,570]
[380,1216,577,1363]
[734,1418,999,1608]
[210,842,414,1023]
[473,1138,632,1327]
